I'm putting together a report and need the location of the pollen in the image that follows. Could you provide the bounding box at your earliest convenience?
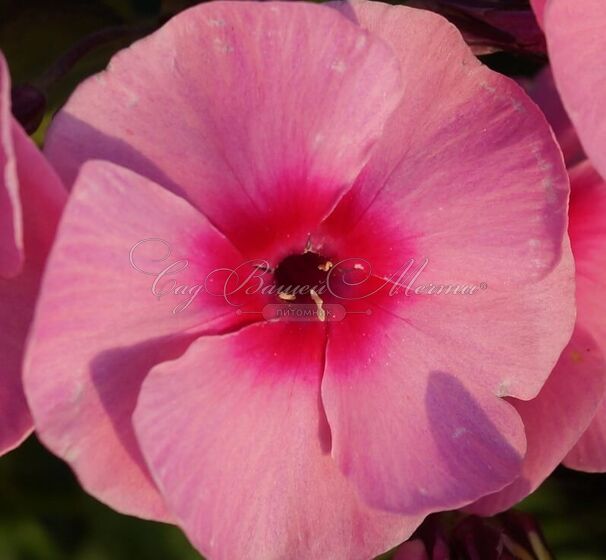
[310,289,326,322]
[570,350,583,363]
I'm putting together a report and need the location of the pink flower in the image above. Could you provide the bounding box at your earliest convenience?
[404,1,546,56]
[529,0,547,29]
[531,0,606,470]
[564,163,606,470]
[536,0,606,181]
[23,1,574,558]
[0,52,66,455]
[525,66,606,475]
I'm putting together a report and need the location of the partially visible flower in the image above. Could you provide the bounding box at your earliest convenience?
[0,51,66,455]
[538,0,606,180]
[523,67,584,168]
[396,511,554,560]
[517,61,606,473]
[525,0,606,469]
[408,0,546,55]
[529,0,547,29]
[562,162,606,471]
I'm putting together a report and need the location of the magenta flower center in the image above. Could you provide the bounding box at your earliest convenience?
[273,250,333,304]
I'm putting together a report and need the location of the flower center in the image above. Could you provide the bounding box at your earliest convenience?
[273,250,333,305]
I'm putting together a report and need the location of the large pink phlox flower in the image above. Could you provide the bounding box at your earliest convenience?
[23,1,575,558]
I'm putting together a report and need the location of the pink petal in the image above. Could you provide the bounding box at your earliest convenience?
[565,398,606,471]
[322,245,574,514]
[323,309,526,515]
[11,122,66,260]
[44,1,403,257]
[530,0,547,29]
[0,258,36,454]
[326,0,570,287]
[545,0,606,180]
[315,0,575,515]
[0,125,65,454]
[394,540,429,560]
[0,52,23,278]
[524,66,584,167]
[0,57,66,455]
[469,326,606,514]
[569,162,606,353]
[134,321,421,560]
[24,160,253,519]
[562,161,606,472]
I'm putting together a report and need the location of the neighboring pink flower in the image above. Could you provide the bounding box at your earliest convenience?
[407,0,546,56]
[531,70,606,475]
[23,1,574,558]
[0,52,66,455]
[529,0,547,29]
[564,163,606,471]
[539,0,606,181]
[526,0,606,472]
[523,67,584,168]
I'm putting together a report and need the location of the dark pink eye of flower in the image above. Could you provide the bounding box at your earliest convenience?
[21,1,576,559]
[273,250,331,299]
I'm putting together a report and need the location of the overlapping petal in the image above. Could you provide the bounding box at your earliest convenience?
[471,68,606,491]
[326,0,570,287]
[134,321,421,560]
[470,326,606,514]
[24,160,255,519]
[322,244,574,515]
[44,1,403,258]
[1,51,66,456]
[530,0,547,29]
[316,0,575,515]
[524,66,584,168]
[0,53,23,278]
[563,162,606,471]
[565,399,606,471]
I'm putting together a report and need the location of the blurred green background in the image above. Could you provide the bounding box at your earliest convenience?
[1,0,605,558]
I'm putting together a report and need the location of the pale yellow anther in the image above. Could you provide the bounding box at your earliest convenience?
[529,532,553,560]
[570,350,583,363]
[304,235,313,253]
[501,535,539,560]
[310,289,326,322]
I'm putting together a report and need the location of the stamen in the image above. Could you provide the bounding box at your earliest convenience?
[254,262,274,273]
[318,260,333,272]
[278,292,296,301]
[310,289,326,322]
[304,234,313,253]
